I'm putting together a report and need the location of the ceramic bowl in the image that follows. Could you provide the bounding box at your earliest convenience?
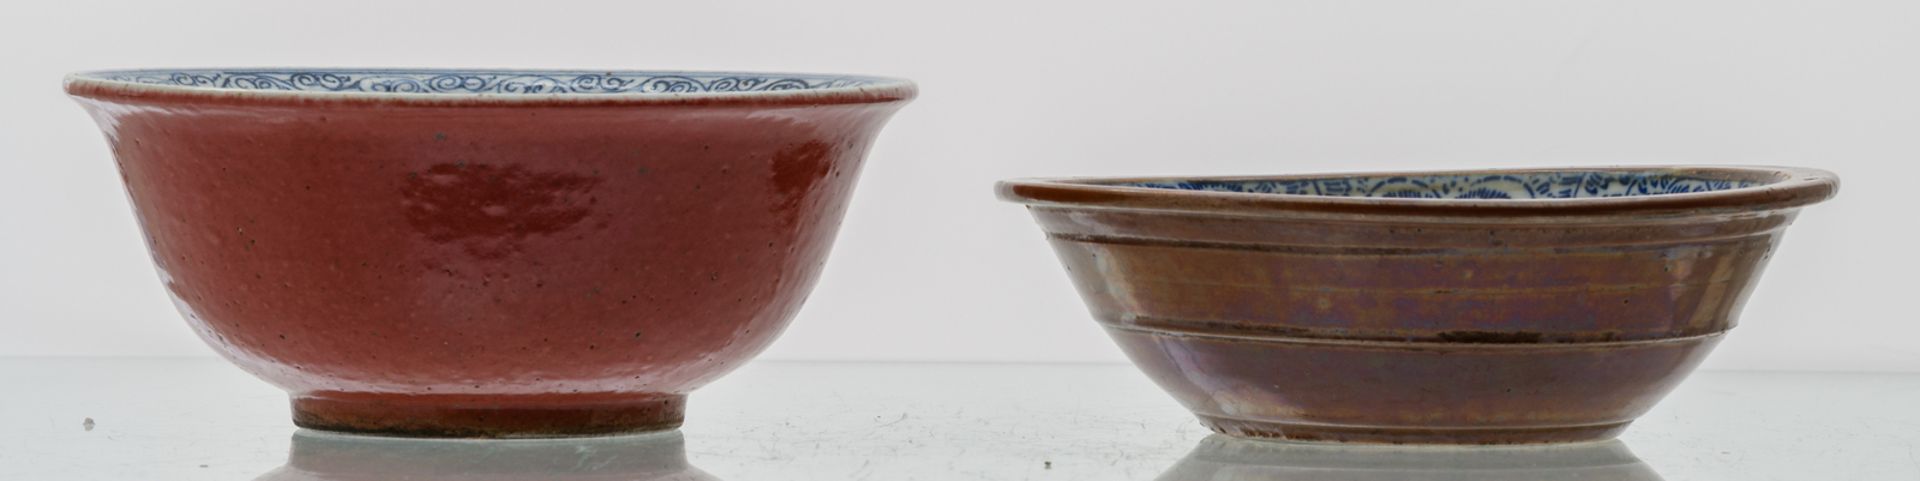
[69,68,914,437]
[999,166,1837,444]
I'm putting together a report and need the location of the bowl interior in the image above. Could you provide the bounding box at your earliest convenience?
[1113,169,1779,200]
[71,68,892,95]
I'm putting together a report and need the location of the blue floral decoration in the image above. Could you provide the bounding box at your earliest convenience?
[85,69,878,95]
[1123,172,1759,199]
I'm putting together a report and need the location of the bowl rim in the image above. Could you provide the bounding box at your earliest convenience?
[997,165,1839,219]
[64,67,917,107]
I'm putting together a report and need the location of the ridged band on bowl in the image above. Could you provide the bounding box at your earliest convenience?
[1002,165,1837,443]
[998,165,1837,220]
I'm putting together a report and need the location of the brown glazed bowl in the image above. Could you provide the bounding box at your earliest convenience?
[68,69,914,437]
[999,166,1837,444]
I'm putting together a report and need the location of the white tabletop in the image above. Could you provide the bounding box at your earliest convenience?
[1,358,1914,480]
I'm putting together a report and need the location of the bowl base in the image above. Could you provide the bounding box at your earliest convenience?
[291,391,686,438]
[1198,415,1631,445]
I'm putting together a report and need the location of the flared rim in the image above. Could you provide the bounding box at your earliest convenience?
[997,165,1839,219]
[65,68,917,107]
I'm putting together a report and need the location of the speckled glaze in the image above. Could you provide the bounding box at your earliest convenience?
[999,166,1837,444]
[68,69,914,437]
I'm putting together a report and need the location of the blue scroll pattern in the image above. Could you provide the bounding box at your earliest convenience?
[1125,172,1758,199]
[93,70,875,94]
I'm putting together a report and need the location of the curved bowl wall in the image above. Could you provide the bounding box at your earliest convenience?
[70,68,915,437]
[1001,166,1836,444]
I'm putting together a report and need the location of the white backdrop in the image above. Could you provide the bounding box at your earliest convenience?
[1,0,1913,372]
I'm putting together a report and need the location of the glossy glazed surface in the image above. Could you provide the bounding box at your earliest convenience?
[1000,166,1838,444]
[69,69,913,437]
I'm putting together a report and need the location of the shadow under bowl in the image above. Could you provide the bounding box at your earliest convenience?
[1157,434,1662,481]
[256,429,716,481]
[999,166,1837,444]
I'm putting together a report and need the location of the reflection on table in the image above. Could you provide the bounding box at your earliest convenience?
[1157,434,1662,481]
[254,429,718,481]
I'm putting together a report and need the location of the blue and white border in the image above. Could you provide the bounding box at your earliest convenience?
[77,69,882,95]
[1124,171,1761,199]
[66,68,916,105]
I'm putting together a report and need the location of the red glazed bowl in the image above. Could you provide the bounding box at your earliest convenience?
[69,69,914,437]
[999,166,1837,444]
